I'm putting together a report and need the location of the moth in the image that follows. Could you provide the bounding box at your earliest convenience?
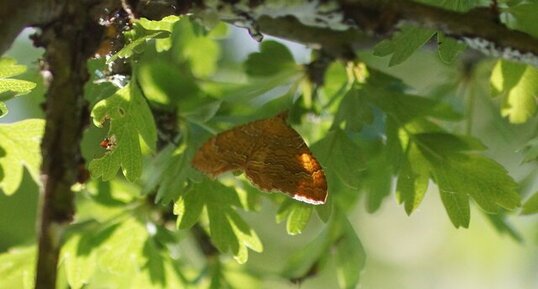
[192,112,327,205]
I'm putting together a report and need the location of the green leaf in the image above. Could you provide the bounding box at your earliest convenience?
[490,60,538,123]
[142,239,166,287]
[276,200,313,235]
[522,192,538,215]
[312,129,365,189]
[109,28,170,62]
[146,143,201,204]
[0,57,36,100]
[137,16,180,52]
[437,32,466,64]
[437,177,471,228]
[396,143,429,215]
[366,87,460,123]
[245,40,298,77]
[332,87,373,132]
[89,81,157,182]
[0,246,36,289]
[282,211,365,287]
[505,3,538,38]
[109,16,178,62]
[172,18,221,78]
[97,218,147,275]
[0,119,44,195]
[334,218,366,289]
[174,180,262,263]
[361,141,393,213]
[522,136,538,163]
[137,59,200,106]
[422,147,520,214]
[0,101,7,118]
[61,234,96,289]
[321,61,348,99]
[373,26,435,66]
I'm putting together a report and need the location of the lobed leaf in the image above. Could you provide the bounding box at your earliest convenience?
[0,119,44,195]
[174,180,262,263]
[0,57,36,103]
[276,200,313,235]
[245,40,298,77]
[89,81,157,182]
[0,246,36,289]
[522,192,538,215]
[490,60,538,124]
[373,26,435,66]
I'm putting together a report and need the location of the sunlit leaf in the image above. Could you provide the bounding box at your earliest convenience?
[276,200,313,235]
[89,81,157,182]
[174,180,262,263]
[0,246,36,289]
[61,234,96,289]
[490,60,538,123]
[0,119,44,195]
[245,40,298,77]
[0,57,36,101]
[522,192,538,215]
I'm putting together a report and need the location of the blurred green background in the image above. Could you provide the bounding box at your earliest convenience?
[1,24,538,289]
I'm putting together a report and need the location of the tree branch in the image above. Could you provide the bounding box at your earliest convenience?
[34,1,101,288]
[338,0,538,66]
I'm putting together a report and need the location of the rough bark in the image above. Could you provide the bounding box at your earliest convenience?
[2,0,538,66]
[34,1,102,288]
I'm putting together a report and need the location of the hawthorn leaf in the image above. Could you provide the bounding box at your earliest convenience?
[276,200,313,235]
[174,180,262,263]
[396,143,429,215]
[0,57,36,101]
[322,61,348,100]
[522,136,538,163]
[505,3,538,38]
[0,119,44,195]
[97,218,147,275]
[332,88,373,132]
[437,32,466,64]
[143,143,200,204]
[0,246,36,289]
[438,188,470,228]
[361,142,393,213]
[245,40,298,77]
[173,18,221,78]
[89,81,157,182]
[522,192,538,215]
[417,134,520,216]
[312,129,365,189]
[373,26,435,66]
[137,16,180,52]
[282,212,365,288]
[334,218,366,289]
[109,17,175,63]
[490,60,538,123]
[61,234,96,289]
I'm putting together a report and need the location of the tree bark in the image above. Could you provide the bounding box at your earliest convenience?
[34,1,101,288]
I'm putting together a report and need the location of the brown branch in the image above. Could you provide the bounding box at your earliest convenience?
[34,1,102,288]
[338,0,538,66]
